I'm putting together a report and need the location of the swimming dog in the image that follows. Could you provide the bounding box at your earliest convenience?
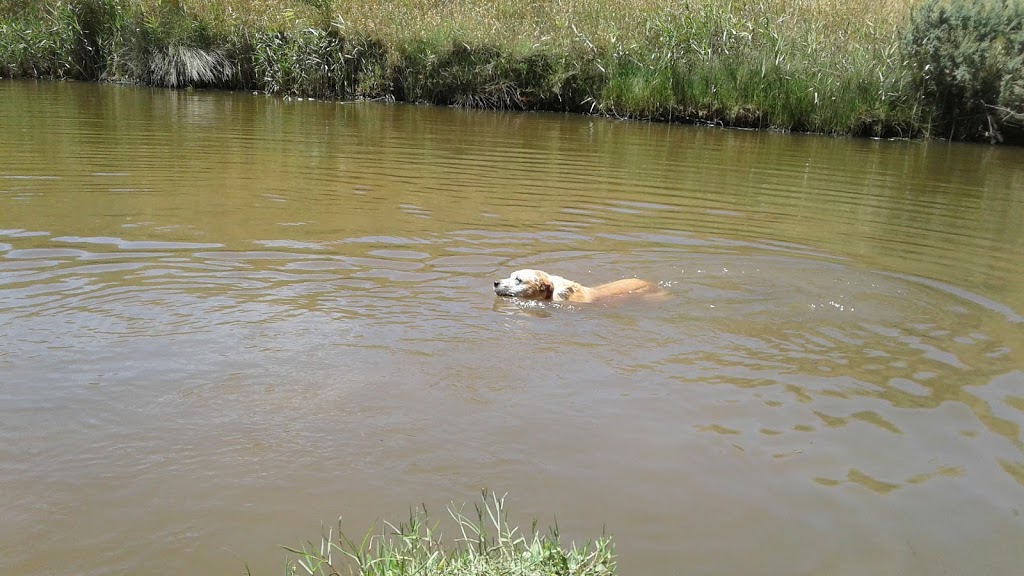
[493,269,658,303]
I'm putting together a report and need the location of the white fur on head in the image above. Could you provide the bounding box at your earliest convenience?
[493,269,555,300]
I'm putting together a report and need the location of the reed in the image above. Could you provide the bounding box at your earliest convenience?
[282,491,616,576]
[1,0,1021,142]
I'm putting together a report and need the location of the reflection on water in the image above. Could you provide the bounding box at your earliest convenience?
[1,80,1023,576]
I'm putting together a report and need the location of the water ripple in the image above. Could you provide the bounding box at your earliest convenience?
[3,82,1023,576]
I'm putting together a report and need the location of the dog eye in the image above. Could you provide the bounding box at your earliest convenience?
[514,277,522,285]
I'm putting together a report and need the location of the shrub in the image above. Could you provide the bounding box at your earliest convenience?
[904,0,1024,142]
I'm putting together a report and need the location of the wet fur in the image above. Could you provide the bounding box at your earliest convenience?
[494,269,658,303]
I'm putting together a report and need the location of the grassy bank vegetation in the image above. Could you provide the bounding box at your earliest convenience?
[282,492,615,576]
[1,0,1022,142]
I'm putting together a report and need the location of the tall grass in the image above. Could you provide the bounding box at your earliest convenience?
[283,491,616,576]
[1,0,1021,141]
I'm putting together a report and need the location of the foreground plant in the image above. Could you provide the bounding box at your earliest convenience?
[282,491,616,576]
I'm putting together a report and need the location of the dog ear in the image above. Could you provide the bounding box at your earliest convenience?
[540,278,554,300]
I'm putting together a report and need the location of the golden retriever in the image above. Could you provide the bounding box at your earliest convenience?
[493,269,658,303]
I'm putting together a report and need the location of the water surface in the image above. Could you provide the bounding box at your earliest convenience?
[1,80,1023,575]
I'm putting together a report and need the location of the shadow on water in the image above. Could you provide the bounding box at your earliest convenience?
[1,80,1023,576]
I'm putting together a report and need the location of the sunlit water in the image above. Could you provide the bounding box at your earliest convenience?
[1,80,1023,576]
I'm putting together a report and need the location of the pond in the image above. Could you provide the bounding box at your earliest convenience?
[1,80,1023,575]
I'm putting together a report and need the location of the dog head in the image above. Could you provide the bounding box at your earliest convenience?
[493,269,555,300]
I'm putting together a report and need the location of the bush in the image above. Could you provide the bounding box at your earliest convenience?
[904,0,1024,142]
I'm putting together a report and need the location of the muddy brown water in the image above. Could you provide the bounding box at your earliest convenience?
[1,80,1023,575]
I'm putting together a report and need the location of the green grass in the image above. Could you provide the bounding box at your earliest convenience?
[1,0,1021,142]
[281,491,615,576]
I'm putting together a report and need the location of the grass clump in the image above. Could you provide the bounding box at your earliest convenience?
[283,491,616,576]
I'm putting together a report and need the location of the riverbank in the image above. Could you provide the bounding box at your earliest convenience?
[1,0,1021,142]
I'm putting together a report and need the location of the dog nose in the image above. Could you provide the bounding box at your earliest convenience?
[493,280,500,287]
